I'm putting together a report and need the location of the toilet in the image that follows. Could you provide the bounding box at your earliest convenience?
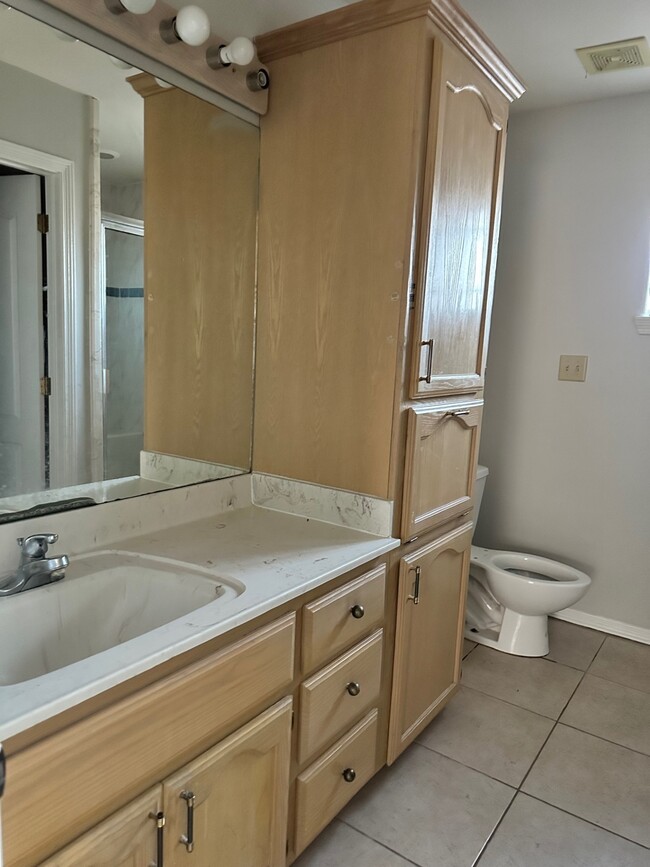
[465,466,591,657]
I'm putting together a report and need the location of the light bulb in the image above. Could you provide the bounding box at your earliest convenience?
[106,0,156,14]
[174,5,210,46]
[206,36,255,69]
[220,37,255,66]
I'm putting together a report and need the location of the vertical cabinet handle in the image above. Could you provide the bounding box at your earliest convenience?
[407,566,421,605]
[149,811,165,867]
[180,791,196,853]
[418,338,434,383]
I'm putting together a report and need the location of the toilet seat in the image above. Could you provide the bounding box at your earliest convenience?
[471,547,590,586]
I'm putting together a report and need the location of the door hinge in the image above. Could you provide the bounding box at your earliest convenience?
[40,376,52,397]
[37,213,50,234]
[408,282,416,310]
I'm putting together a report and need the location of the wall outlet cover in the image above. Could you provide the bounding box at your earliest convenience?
[558,354,588,382]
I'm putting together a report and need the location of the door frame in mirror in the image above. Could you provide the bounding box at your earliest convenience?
[0,137,81,490]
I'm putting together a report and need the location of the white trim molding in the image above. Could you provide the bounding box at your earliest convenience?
[0,137,81,489]
[634,314,650,335]
[552,609,650,645]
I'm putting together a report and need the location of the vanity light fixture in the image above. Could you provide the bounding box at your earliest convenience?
[160,5,210,47]
[105,0,157,15]
[206,36,255,69]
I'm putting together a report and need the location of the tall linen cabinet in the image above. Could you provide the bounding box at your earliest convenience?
[255,0,523,774]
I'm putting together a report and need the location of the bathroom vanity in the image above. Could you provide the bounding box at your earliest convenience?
[0,0,523,863]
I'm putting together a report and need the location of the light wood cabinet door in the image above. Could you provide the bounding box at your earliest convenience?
[162,697,292,867]
[388,523,473,763]
[40,787,162,867]
[401,398,483,540]
[411,41,509,398]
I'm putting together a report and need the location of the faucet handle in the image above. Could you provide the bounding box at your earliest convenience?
[17,533,59,559]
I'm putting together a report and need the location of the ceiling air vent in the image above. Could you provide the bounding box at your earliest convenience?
[576,37,650,74]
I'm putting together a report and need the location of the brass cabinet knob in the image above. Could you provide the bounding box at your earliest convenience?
[346,681,361,696]
[350,604,365,619]
[342,768,357,783]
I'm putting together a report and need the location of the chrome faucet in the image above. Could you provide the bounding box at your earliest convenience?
[0,533,69,597]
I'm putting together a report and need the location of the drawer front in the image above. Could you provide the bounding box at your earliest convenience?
[295,709,379,856]
[401,398,483,540]
[4,614,296,867]
[299,629,383,763]
[302,564,386,673]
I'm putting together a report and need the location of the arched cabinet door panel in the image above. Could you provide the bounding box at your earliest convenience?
[411,41,509,398]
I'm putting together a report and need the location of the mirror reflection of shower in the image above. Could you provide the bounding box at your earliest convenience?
[101,212,144,480]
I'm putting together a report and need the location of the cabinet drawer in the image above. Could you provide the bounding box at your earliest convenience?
[298,629,383,763]
[401,398,483,540]
[4,614,296,867]
[295,709,379,856]
[302,564,386,673]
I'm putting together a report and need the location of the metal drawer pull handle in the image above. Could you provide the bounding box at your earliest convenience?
[180,791,195,853]
[346,681,361,696]
[419,338,434,383]
[342,768,357,783]
[444,409,471,418]
[149,811,165,867]
[350,604,365,619]
[408,566,421,605]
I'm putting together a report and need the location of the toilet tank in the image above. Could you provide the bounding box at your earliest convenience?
[474,465,489,524]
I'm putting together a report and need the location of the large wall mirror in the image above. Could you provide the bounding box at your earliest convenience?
[0,2,258,521]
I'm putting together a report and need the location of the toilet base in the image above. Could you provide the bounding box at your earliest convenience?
[465,608,549,657]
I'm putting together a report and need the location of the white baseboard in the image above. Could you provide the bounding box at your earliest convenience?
[551,609,650,645]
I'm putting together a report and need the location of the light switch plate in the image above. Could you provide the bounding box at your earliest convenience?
[558,354,588,382]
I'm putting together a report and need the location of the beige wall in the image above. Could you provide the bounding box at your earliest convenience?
[476,92,650,637]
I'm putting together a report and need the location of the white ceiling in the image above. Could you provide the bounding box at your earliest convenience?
[179,0,650,112]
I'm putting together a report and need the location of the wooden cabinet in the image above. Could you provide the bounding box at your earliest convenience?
[4,615,295,867]
[40,787,162,867]
[255,0,524,512]
[163,699,292,867]
[388,523,473,763]
[402,398,483,540]
[294,709,380,856]
[410,41,509,399]
[42,700,292,867]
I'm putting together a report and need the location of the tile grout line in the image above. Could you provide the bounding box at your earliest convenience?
[472,663,588,865]
[583,670,650,697]
[520,792,650,851]
[553,720,650,760]
[459,681,564,720]
[338,819,423,867]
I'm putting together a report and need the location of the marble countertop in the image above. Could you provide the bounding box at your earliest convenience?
[0,504,398,742]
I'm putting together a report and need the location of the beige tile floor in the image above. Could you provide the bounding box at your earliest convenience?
[294,620,650,867]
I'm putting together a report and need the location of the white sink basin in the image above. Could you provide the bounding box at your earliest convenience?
[0,551,244,686]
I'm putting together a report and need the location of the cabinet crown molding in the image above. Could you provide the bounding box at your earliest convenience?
[255,0,525,103]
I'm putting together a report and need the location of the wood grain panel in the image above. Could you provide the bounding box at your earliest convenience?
[256,0,525,105]
[294,709,380,856]
[254,20,424,497]
[163,699,292,867]
[4,615,295,867]
[388,523,472,762]
[401,397,483,539]
[302,564,386,673]
[39,787,162,867]
[299,630,383,763]
[411,42,509,397]
[142,84,257,468]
